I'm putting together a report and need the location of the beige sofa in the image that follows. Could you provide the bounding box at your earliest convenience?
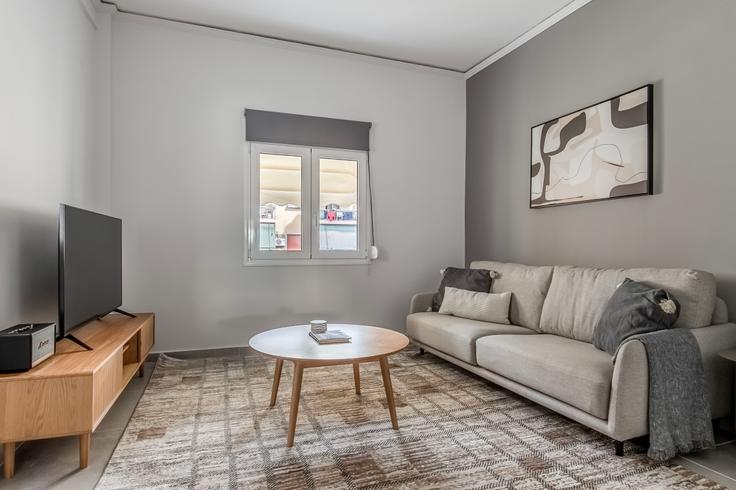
[407,261,736,454]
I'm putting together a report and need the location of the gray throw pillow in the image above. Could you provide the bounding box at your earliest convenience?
[593,278,681,355]
[431,267,492,312]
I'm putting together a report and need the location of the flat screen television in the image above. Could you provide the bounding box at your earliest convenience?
[58,204,123,341]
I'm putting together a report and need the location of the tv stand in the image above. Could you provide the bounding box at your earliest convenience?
[96,309,137,321]
[65,334,93,351]
[113,308,136,318]
[0,313,155,479]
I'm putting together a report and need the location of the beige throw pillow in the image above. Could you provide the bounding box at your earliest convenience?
[438,287,512,324]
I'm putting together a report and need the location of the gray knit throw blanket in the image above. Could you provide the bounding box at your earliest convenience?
[627,328,715,461]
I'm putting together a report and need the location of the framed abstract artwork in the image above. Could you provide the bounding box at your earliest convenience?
[530,84,653,208]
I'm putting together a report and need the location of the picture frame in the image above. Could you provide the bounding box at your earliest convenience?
[530,84,653,208]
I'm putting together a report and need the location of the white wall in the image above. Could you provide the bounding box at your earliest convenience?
[0,0,111,328]
[110,15,466,352]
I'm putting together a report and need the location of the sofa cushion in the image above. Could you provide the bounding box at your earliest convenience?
[539,266,717,342]
[471,261,553,331]
[593,278,680,355]
[432,267,493,311]
[406,312,536,364]
[439,287,512,324]
[476,334,614,419]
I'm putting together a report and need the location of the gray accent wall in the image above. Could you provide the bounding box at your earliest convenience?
[466,0,736,317]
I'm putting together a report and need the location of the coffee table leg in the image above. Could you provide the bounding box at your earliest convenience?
[353,363,361,395]
[379,356,399,430]
[287,361,304,447]
[270,359,284,407]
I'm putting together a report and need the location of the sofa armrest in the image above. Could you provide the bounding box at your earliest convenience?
[608,322,736,440]
[690,322,736,418]
[608,339,649,441]
[409,292,435,314]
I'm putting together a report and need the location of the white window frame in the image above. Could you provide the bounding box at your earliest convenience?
[247,143,312,261]
[244,143,370,266]
[311,148,368,260]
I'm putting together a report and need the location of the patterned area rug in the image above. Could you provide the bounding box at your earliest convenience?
[97,348,722,489]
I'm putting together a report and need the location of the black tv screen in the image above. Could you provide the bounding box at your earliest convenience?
[58,204,122,338]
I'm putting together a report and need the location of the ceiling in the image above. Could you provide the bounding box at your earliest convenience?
[102,0,583,73]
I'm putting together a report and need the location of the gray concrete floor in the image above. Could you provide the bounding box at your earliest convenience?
[2,358,736,489]
[0,362,154,490]
[674,430,736,488]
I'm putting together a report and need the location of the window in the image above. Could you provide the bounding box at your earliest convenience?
[246,143,369,264]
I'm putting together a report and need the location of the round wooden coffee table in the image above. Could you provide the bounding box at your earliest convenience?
[249,324,409,447]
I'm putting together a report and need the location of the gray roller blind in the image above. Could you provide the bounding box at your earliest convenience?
[245,109,371,151]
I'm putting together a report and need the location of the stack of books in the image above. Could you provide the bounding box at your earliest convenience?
[309,329,352,344]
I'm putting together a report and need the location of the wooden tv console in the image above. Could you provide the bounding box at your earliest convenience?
[0,313,154,479]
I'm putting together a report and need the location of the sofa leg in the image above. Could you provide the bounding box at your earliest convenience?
[614,440,624,456]
[419,348,425,355]
[631,434,649,451]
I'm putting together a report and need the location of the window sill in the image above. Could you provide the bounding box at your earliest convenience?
[243,258,372,267]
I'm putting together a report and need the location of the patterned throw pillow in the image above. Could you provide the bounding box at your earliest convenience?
[593,278,681,355]
[439,287,512,324]
[431,267,494,311]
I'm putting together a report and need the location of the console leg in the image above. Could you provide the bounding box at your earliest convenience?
[614,440,624,456]
[419,348,425,355]
[138,365,145,378]
[3,442,15,479]
[79,433,90,469]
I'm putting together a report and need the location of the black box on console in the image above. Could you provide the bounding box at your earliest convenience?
[0,323,56,372]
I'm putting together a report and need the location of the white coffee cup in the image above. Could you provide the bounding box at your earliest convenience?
[310,320,327,333]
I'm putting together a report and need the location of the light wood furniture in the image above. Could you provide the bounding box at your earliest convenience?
[249,324,409,447]
[0,313,154,479]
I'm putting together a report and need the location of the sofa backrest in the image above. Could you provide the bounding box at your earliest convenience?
[713,297,729,324]
[470,261,553,331]
[539,266,717,343]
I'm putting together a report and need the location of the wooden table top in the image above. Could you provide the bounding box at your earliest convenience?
[249,324,409,363]
[0,313,154,381]
[721,349,736,363]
